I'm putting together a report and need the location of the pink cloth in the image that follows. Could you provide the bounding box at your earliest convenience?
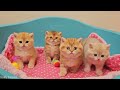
[106,55,120,71]
[1,32,120,79]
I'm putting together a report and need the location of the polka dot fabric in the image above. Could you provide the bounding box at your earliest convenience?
[3,34,15,62]
[88,33,107,44]
[106,55,120,71]
[2,33,120,79]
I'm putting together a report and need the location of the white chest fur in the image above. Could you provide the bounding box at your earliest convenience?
[16,50,29,57]
[15,50,30,61]
[50,46,57,57]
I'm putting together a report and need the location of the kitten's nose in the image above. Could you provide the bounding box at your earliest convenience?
[98,59,100,61]
[70,50,74,53]
[53,39,56,41]
[23,45,25,47]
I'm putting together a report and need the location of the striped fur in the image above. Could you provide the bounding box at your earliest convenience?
[13,32,37,69]
[59,37,83,76]
[44,31,62,63]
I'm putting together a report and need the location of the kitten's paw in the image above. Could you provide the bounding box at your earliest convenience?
[70,69,78,73]
[28,63,35,68]
[70,67,78,73]
[84,67,90,72]
[96,70,103,76]
[19,64,24,70]
[46,57,51,64]
[59,67,67,77]
[46,60,51,64]
[59,71,67,77]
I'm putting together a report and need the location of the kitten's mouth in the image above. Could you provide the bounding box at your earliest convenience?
[69,53,75,56]
[52,41,57,44]
[50,42,59,45]
[70,53,73,54]
[22,46,26,49]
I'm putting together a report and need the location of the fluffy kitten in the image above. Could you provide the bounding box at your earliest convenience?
[83,38,110,75]
[13,32,37,69]
[44,31,62,64]
[59,37,83,77]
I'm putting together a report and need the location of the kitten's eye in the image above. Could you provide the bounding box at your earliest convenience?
[19,41,22,43]
[26,41,29,43]
[74,47,77,50]
[50,37,52,39]
[94,54,97,56]
[67,47,70,50]
[55,37,58,39]
[101,55,104,57]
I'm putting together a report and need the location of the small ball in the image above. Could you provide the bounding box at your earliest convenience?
[52,60,60,67]
[12,62,19,69]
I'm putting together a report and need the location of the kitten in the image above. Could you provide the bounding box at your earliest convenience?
[13,32,37,69]
[59,37,83,77]
[83,38,110,75]
[44,31,62,64]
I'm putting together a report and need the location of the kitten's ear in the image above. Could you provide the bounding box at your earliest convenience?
[61,37,66,43]
[77,38,82,43]
[13,32,18,38]
[58,32,62,36]
[106,44,110,50]
[29,33,34,38]
[46,31,49,35]
[89,43,93,49]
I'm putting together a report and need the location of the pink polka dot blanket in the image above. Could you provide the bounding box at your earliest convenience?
[1,33,120,79]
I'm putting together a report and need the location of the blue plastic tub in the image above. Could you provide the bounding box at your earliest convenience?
[0,17,120,79]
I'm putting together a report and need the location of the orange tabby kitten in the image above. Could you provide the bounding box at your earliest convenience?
[59,37,83,77]
[45,31,62,63]
[13,32,37,69]
[83,38,110,75]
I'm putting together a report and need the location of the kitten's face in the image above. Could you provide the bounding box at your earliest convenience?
[45,31,62,45]
[13,32,34,50]
[87,43,110,61]
[60,37,83,57]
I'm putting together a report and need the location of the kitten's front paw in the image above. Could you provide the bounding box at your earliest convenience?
[28,63,35,68]
[59,67,67,77]
[46,57,51,64]
[84,67,90,72]
[96,70,103,76]
[19,64,24,70]
[46,60,51,64]
[59,71,67,77]
[70,67,79,73]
